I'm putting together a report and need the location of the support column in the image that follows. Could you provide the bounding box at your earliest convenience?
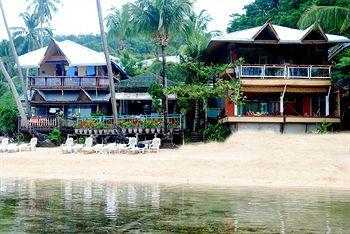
[325,86,331,117]
[280,85,287,116]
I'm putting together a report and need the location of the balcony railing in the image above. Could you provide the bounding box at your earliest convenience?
[29,76,110,89]
[239,65,331,79]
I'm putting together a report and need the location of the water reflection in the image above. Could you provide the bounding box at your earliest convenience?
[0,179,350,233]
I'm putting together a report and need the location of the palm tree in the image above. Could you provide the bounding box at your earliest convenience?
[180,10,216,61]
[0,0,31,117]
[129,0,193,133]
[106,5,131,53]
[12,12,52,54]
[27,0,61,47]
[298,4,350,34]
[96,0,119,127]
[0,59,29,128]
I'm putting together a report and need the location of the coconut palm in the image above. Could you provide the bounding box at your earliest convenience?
[11,12,52,54]
[96,0,119,127]
[298,5,350,34]
[129,0,193,133]
[0,0,31,118]
[106,5,131,52]
[180,10,217,61]
[27,0,61,47]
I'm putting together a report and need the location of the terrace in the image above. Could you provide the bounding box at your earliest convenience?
[28,76,110,90]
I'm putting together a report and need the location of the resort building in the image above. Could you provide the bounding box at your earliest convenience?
[205,22,350,133]
[18,39,127,129]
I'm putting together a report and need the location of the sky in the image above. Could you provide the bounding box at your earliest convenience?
[0,0,254,40]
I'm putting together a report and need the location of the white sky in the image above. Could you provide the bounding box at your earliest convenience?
[0,0,254,40]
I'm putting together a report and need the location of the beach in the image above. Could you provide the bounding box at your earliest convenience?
[1,132,350,189]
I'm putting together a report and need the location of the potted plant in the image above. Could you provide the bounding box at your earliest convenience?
[169,122,175,133]
[97,122,104,134]
[155,121,162,134]
[119,121,128,134]
[133,121,140,134]
[106,123,114,134]
[143,120,153,134]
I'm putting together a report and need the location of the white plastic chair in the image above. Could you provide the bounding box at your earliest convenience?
[0,138,9,152]
[18,138,38,152]
[6,143,19,153]
[81,137,94,154]
[99,143,116,154]
[149,138,161,153]
[62,138,74,154]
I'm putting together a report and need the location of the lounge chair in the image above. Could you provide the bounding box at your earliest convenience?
[99,143,116,154]
[79,137,93,154]
[0,138,9,152]
[149,138,161,153]
[127,138,146,154]
[92,144,104,153]
[83,143,103,154]
[18,138,38,152]
[61,138,74,154]
[119,137,137,154]
[6,143,19,153]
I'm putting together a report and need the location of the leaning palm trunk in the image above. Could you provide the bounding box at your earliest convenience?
[161,45,169,134]
[0,0,31,116]
[0,60,29,128]
[96,0,119,126]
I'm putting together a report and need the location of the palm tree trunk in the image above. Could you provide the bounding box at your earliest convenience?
[0,0,31,117]
[96,0,119,126]
[193,100,199,132]
[161,45,169,134]
[40,20,44,48]
[0,59,29,128]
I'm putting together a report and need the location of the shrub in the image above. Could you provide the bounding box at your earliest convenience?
[48,128,65,146]
[315,121,333,134]
[0,105,18,136]
[203,124,230,142]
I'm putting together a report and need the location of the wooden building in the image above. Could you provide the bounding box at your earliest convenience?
[205,22,350,133]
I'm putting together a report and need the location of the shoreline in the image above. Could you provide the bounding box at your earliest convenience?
[1,132,350,190]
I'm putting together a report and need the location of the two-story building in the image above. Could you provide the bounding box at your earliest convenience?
[18,39,127,129]
[205,22,350,133]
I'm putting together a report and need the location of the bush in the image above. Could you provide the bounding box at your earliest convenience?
[203,124,230,142]
[0,105,18,136]
[48,128,65,146]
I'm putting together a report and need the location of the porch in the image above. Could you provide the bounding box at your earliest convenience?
[29,76,110,89]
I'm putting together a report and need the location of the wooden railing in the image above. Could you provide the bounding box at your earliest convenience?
[28,116,58,128]
[239,65,331,79]
[28,76,110,89]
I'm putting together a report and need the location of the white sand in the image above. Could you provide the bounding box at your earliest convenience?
[1,132,350,189]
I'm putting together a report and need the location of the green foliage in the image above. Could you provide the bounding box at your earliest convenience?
[48,128,65,145]
[315,121,333,133]
[332,48,350,87]
[0,105,18,136]
[227,0,313,32]
[19,133,31,143]
[77,137,86,144]
[203,124,230,142]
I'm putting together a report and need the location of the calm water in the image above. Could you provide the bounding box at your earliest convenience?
[1,180,350,233]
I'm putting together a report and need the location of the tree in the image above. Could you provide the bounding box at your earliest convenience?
[0,59,28,128]
[298,1,350,35]
[27,0,61,47]
[11,12,52,55]
[106,5,131,53]
[0,0,31,116]
[96,0,119,126]
[129,0,193,134]
[179,10,216,61]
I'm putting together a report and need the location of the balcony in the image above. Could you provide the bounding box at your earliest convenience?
[239,65,331,79]
[29,76,110,89]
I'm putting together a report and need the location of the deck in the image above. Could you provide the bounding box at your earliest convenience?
[219,116,341,124]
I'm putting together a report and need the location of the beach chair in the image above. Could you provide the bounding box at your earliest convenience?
[80,137,93,154]
[148,138,161,153]
[92,144,104,153]
[119,137,137,154]
[127,138,146,154]
[99,143,116,154]
[6,143,19,153]
[0,138,9,152]
[61,138,74,154]
[18,138,38,152]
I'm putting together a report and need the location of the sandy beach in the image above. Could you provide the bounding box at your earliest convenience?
[1,132,350,189]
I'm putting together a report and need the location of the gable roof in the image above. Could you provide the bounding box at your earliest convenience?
[211,23,350,44]
[17,39,123,69]
[252,21,280,41]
